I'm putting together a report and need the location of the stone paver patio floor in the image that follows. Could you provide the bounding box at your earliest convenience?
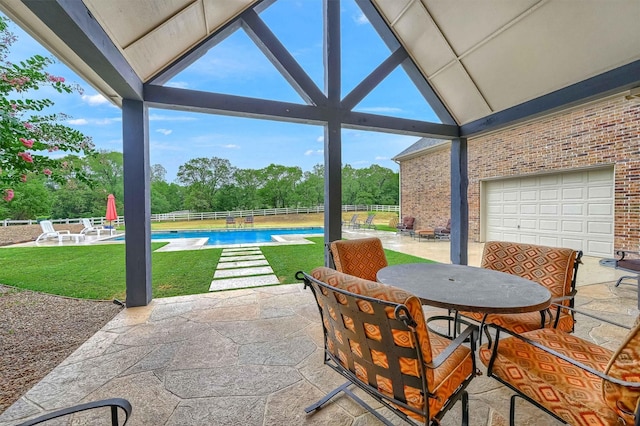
[1,276,637,425]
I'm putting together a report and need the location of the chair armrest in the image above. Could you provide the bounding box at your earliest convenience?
[549,303,632,330]
[617,250,640,261]
[425,315,478,369]
[16,398,132,426]
[58,230,71,235]
[490,324,639,389]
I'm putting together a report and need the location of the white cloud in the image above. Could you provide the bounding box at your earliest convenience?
[156,128,173,136]
[149,114,197,122]
[67,118,88,125]
[358,106,403,113]
[354,11,369,25]
[166,81,189,89]
[81,94,109,106]
[316,136,324,143]
[221,144,240,149]
[375,156,388,161]
[94,118,120,125]
[305,149,323,156]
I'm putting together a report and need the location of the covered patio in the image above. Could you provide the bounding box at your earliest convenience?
[0,235,637,425]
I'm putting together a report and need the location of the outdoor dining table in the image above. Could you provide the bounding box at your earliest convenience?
[376,263,552,314]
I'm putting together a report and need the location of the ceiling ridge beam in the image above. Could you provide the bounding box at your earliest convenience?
[242,9,327,107]
[341,47,408,111]
[23,0,143,100]
[460,59,640,137]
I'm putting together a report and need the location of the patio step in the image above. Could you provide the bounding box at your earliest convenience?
[209,247,279,291]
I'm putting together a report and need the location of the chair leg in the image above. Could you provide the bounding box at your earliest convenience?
[509,394,521,426]
[461,390,469,426]
[615,275,638,287]
[304,381,350,413]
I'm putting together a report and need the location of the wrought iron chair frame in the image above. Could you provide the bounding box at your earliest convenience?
[16,398,132,426]
[298,270,477,425]
[483,305,640,426]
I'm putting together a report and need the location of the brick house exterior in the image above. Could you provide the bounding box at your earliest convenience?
[394,95,640,254]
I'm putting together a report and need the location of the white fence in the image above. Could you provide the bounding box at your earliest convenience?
[0,205,399,226]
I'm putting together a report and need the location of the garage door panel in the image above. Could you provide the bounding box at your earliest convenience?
[539,204,558,215]
[485,168,613,257]
[562,204,583,215]
[539,220,558,231]
[562,187,584,199]
[588,203,612,215]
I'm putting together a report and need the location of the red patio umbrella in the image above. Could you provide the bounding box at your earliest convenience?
[106,194,118,230]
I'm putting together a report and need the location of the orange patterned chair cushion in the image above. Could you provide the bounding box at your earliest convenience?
[311,266,474,421]
[329,237,388,281]
[462,241,579,333]
[480,324,640,425]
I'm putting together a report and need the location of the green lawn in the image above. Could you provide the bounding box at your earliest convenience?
[0,237,432,300]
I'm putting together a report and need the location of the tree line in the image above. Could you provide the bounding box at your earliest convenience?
[0,151,399,220]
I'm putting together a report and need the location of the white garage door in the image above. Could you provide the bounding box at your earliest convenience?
[484,168,614,257]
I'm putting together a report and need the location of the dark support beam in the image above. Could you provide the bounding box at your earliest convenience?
[242,9,327,106]
[355,0,456,125]
[323,0,342,266]
[122,99,152,307]
[341,47,408,110]
[342,111,459,138]
[145,85,327,124]
[450,137,468,265]
[461,59,640,137]
[23,0,142,100]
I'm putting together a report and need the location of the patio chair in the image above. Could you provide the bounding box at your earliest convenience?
[343,214,359,229]
[459,241,582,337]
[480,306,640,426]
[225,216,236,228]
[613,250,640,287]
[396,216,415,234]
[16,398,131,425]
[360,213,376,229]
[329,237,388,281]
[434,219,451,240]
[244,215,254,228]
[80,218,106,236]
[298,267,478,425]
[35,220,71,243]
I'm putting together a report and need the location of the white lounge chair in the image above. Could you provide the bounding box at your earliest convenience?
[35,220,71,243]
[80,218,106,236]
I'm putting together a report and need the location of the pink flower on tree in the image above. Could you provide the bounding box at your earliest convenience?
[43,168,52,176]
[18,152,33,163]
[3,189,14,202]
[20,174,27,182]
[19,137,33,148]
[47,74,65,83]
[23,122,33,130]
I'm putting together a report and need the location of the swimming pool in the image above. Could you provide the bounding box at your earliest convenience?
[113,227,323,246]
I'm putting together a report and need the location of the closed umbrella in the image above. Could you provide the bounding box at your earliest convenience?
[106,194,118,232]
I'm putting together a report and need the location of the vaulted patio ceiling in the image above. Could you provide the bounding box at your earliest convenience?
[2,0,639,136]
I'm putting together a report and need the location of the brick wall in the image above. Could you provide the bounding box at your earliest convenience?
[399,95,640,250]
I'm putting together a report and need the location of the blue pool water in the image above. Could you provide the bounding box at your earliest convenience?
[113,227,322,246]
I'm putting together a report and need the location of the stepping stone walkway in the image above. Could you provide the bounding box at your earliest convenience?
[209,247,280,291]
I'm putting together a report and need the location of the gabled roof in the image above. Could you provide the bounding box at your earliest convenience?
[392,137,448,162]
[2,0,639,136]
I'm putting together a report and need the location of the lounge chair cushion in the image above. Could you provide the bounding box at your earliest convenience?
[329,237,388,282]
[311,267,473,421]
[480,328,619,425]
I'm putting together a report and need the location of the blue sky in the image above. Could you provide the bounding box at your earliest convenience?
[5,0,438,182]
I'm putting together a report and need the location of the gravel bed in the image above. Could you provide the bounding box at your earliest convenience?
[0,285,122,413]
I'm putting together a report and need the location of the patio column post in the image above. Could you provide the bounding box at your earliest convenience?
[122,99,152,307]
[323,0,342,266]
[451,137,469,265]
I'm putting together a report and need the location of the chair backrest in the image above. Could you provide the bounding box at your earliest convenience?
[401,216,415,230]
[481,241,581,302]
[329,237,388,281]
[306,266,434,421]
[226,216,235,224]
[39,220,55,233]
[602,315,640,424]
[81,218,92,228]
[244,216,254,223]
